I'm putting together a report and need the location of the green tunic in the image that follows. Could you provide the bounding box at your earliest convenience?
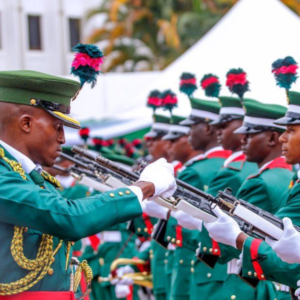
[0,145,142,293]
[168,149,231,300]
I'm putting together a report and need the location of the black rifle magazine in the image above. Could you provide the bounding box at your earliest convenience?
[151,219,169,249]
[196,248,219,268]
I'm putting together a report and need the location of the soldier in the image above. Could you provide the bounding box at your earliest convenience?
[0,70,176,299]
[203,100,294,299]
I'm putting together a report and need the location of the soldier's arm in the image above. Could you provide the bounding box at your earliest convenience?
[177,168,203,190]
[0,170,148,241]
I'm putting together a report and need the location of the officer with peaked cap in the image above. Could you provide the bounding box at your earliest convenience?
[0,70,176,298]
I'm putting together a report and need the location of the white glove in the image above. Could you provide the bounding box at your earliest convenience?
[171,210,203,231]
[265,217,300,264]
[115,284,131,298]
[138,158,177,198]
[111,265,134,285]
[294,279,300,299]
[204,206,242,248]
[144,200,169,219]
[237,251,243,268]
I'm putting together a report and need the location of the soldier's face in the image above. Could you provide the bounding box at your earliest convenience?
[280,125,300,164]
[216,119,244,151]
[168,135,189,163]
[148,137,171,161]
[28,110,66,167]
[241,132,270,163]
[189,122,207,150]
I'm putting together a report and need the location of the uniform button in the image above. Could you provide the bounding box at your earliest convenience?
[165,252,169,257]
[71,241,75,246]
[191,260,194,265]
[144,228,148,232]
[261,274,265,279]
[118,192,124,196]
[150,254,154,259]
[137,228,141,232]
[125,190,131,194]
[209,248,213,253]
[203,247,207,252]
[171,238,175,243]
[164,259,168,264]
[214,249,218,254]
[231,296,236,300]
[248,271,252,276]
[176,240,181,245]
[30,98,36,105]
[48,268,54,275]
[167,236,171,241]
[179,260,184,264]
[149,249,153,254]
[99,258,104,266]
[109,193,114,197]
[207,273,211,278]
[254,272,257,277]
[191,268,194,273]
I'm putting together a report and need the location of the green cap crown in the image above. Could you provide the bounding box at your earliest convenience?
[288,91,300,105]
[0,70,80,107]
[172,114,186,125]
[218,96,243,109]
[190,97,221,114]
[154,113,171,124]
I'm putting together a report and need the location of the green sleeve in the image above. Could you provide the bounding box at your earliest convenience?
[0,170,142,241]
[177,168,203,190]
[242,237,300,289]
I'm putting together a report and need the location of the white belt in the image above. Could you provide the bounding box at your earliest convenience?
[100,231,122,243]
[227,259,239,274]
[279,284,290,292]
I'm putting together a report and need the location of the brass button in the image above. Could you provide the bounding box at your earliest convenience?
[248,271,252,276]
[150,254,154,259]
[203,247,207,252]
[30,99,36,105]
[191,260,194,265]
[48,268,54,275]
[118,192,124,196]
[231,296,236,300]
[164,259,168,264]
[125,190,131,194]
[176,240,181,245]
[149,249,153,254]
[144,228,148,232]
[165,252,169,257]
[191,268,194,273]
[167,236,171,241]
[254,272,257,277]
[171,238,175,243]
[179,260,184,264]
[214,249,218,254]
[99,258,104,266]
[209,248,213,253]
[109,193,114,197]
[261,274,265,279]
[137,228,141,232]
[207,273,211,278]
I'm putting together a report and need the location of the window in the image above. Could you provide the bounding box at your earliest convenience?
[28,16,42,50]
[69,18,81,50]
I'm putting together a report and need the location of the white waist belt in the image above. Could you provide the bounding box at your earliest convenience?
[279,284,289,292]
[227,259,239,274]
[101,231,122,243]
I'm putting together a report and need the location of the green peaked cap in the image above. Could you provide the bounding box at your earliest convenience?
[0,70,81,129]
[163,114,190,141]
[145,113,171,139]
[235,99,287,134]
[219,96,244,108]
[180,98,220,126]
[275,91,300,125]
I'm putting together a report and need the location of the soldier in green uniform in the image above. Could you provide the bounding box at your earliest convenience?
[203,100,294,300]
[162,113,202,300]
[164,98,231,300]
[0,70,177,299]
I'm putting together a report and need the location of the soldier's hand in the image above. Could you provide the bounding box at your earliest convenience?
[115,284,131,298]
[266,217,300,264]
[204,206,242,248]
[171,211,203,231]
[111,265,134,285]
[138,158,177,198]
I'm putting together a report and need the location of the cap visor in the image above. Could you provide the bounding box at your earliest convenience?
[144,131,158,138]
[179,118,196,126]
[234,125,262,134]
[273,116,296,126]
[210,118,222,126]
[48,110,81,129]
[162,132,184,141]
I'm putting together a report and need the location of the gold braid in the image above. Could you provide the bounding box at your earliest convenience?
[0,148,63,295]
[73,260,93,293]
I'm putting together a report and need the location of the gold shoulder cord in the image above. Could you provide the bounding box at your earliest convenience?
[0,149,65,295]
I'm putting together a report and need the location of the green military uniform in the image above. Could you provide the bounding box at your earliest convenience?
[164,98,231,300]
[211,101,293,300]
[0,71,143,297]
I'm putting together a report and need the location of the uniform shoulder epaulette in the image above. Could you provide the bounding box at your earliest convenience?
[41,170,61,188]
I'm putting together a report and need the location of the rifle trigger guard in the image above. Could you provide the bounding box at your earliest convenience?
[229,200,240,216]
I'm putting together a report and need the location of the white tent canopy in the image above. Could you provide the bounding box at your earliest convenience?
[134,0,300,112]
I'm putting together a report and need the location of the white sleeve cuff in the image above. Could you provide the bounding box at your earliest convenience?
[128,186,146,211]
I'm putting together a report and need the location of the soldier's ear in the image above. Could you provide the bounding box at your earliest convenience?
[268,131,279,147]
[19,114,33,133]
